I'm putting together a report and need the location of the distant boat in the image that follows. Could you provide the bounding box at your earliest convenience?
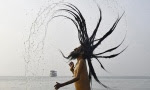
[50,70,57,77]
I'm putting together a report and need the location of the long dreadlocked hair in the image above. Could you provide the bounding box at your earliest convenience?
[52,3,127,88]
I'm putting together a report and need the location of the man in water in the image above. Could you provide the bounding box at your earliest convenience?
[55,46,90,90]
[53,3,126,90]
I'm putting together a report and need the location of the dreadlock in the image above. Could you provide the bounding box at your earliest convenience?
[52,3,127,88]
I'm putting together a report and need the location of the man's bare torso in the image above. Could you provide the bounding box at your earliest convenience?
[74,59,90,90]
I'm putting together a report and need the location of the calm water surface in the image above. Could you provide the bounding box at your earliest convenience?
[0,76,150,90]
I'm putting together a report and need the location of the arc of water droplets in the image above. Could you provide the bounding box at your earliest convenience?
[24,0,65,90]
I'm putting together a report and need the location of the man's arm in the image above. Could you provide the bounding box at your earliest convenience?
[54,76,80,89]
[63,59,84,85]
[70,68,74,74]
[54,59,84,89]
[69,62,74,74]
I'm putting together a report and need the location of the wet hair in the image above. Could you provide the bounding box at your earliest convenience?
[53,3,127,88]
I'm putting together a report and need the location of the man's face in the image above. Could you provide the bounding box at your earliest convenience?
[70,48,79,56]
[68,47,81,60]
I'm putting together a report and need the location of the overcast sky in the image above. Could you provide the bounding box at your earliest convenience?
[0,0,150,76]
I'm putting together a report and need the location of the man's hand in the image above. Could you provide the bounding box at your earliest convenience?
[54,82,62,90]
[69,62,74,71]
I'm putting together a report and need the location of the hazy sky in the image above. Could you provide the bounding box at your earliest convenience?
[0,0,150,76]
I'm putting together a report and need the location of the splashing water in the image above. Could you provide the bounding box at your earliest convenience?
[24,0,65,89]
[24,0,65,76]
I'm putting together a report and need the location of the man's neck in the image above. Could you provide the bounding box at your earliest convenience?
[77,55,83,61]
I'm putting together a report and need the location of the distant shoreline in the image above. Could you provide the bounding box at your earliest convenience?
[0,76,150,79]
